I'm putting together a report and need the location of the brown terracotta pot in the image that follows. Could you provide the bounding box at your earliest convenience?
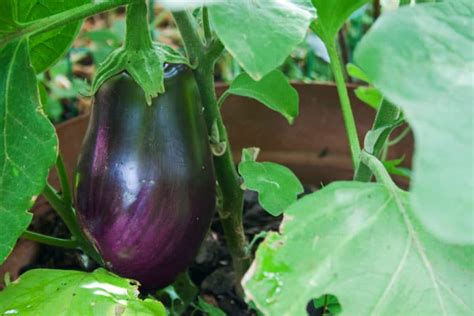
[219,82,413,185]
[0,82,413,285]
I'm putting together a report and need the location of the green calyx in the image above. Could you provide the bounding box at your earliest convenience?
[90,1,190,105]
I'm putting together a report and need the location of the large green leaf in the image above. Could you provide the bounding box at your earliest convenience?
[16,0,90,73]
[0,268,166,315]
[208,0,315,80]
[355,1,474,244]
[243,182,474,315]
[311,0,370,42]
[0,39,58,264]
[226,70,299,124]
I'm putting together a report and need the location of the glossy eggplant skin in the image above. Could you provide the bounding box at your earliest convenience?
[75,65,215,289]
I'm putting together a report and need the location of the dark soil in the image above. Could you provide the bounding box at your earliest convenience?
[20,188,322,316]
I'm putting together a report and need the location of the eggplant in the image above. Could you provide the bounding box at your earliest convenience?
[74,64,216,289]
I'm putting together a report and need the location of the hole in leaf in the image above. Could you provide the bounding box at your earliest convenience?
[307,294,342,316]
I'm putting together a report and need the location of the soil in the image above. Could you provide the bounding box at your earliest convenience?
[16,188,323,316]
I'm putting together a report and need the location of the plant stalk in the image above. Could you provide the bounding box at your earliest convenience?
[43,184,103,265]
[125,1,153,50]
[326,40,361,169]
[22,230,77,249]
[354,99,400,181]
[0,0,135,48]
[172,11,250,295]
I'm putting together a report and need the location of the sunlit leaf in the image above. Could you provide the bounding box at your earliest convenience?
[355,0,474,244]
[0,268,166,315]
[243,182,474,315]
[209,0,315,80]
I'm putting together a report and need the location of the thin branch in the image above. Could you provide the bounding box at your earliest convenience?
[22,230,77,249]
[388,126,411,146]
[172,10,250,296]
[171,10,205,66]
[326,39,361,168]
[56,154,72,206]
[202,7,212,43]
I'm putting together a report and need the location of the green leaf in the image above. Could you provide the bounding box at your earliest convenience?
[243,182,474,315]
[196,297,226,316]
[16,0,90,73]
[0,268,166,315]
[238,161,303,216]
[209,0,315,80]
[310,0,370,42]
[0,0,18,35]
[383,157,411,179]
[346,63,370,83]
[313,295,342,315]
[354,86,382,110]
[0,39,58,264]
[227,70,299,124]
[355,1,474,244]
[155,272,198,316]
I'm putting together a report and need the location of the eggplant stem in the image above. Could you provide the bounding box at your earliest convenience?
[172,10,250,296]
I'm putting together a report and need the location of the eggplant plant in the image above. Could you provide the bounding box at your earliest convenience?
[0,0,472,315]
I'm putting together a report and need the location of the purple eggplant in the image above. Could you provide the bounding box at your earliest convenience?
[74,65,215,289]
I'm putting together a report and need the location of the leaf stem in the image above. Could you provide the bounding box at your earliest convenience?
[388,126,411,146]
[56,154,72,207]
[22,230,77,249]
[326,40,361,168]
[43,183,103,265]
[354,99,400,181]
[172,10,250,296]
[0,0,135,48]
[360,151,396,189]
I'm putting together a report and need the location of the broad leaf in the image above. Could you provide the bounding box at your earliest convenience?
[311,0,370,42]
[227,70,299,123]
[0,268,166,315]
[239,161,303,216]
[209,0,315,80]
[355,1,474,244]
[243,182,474,315]
[0,40,58,264]
[16,0,90,73]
